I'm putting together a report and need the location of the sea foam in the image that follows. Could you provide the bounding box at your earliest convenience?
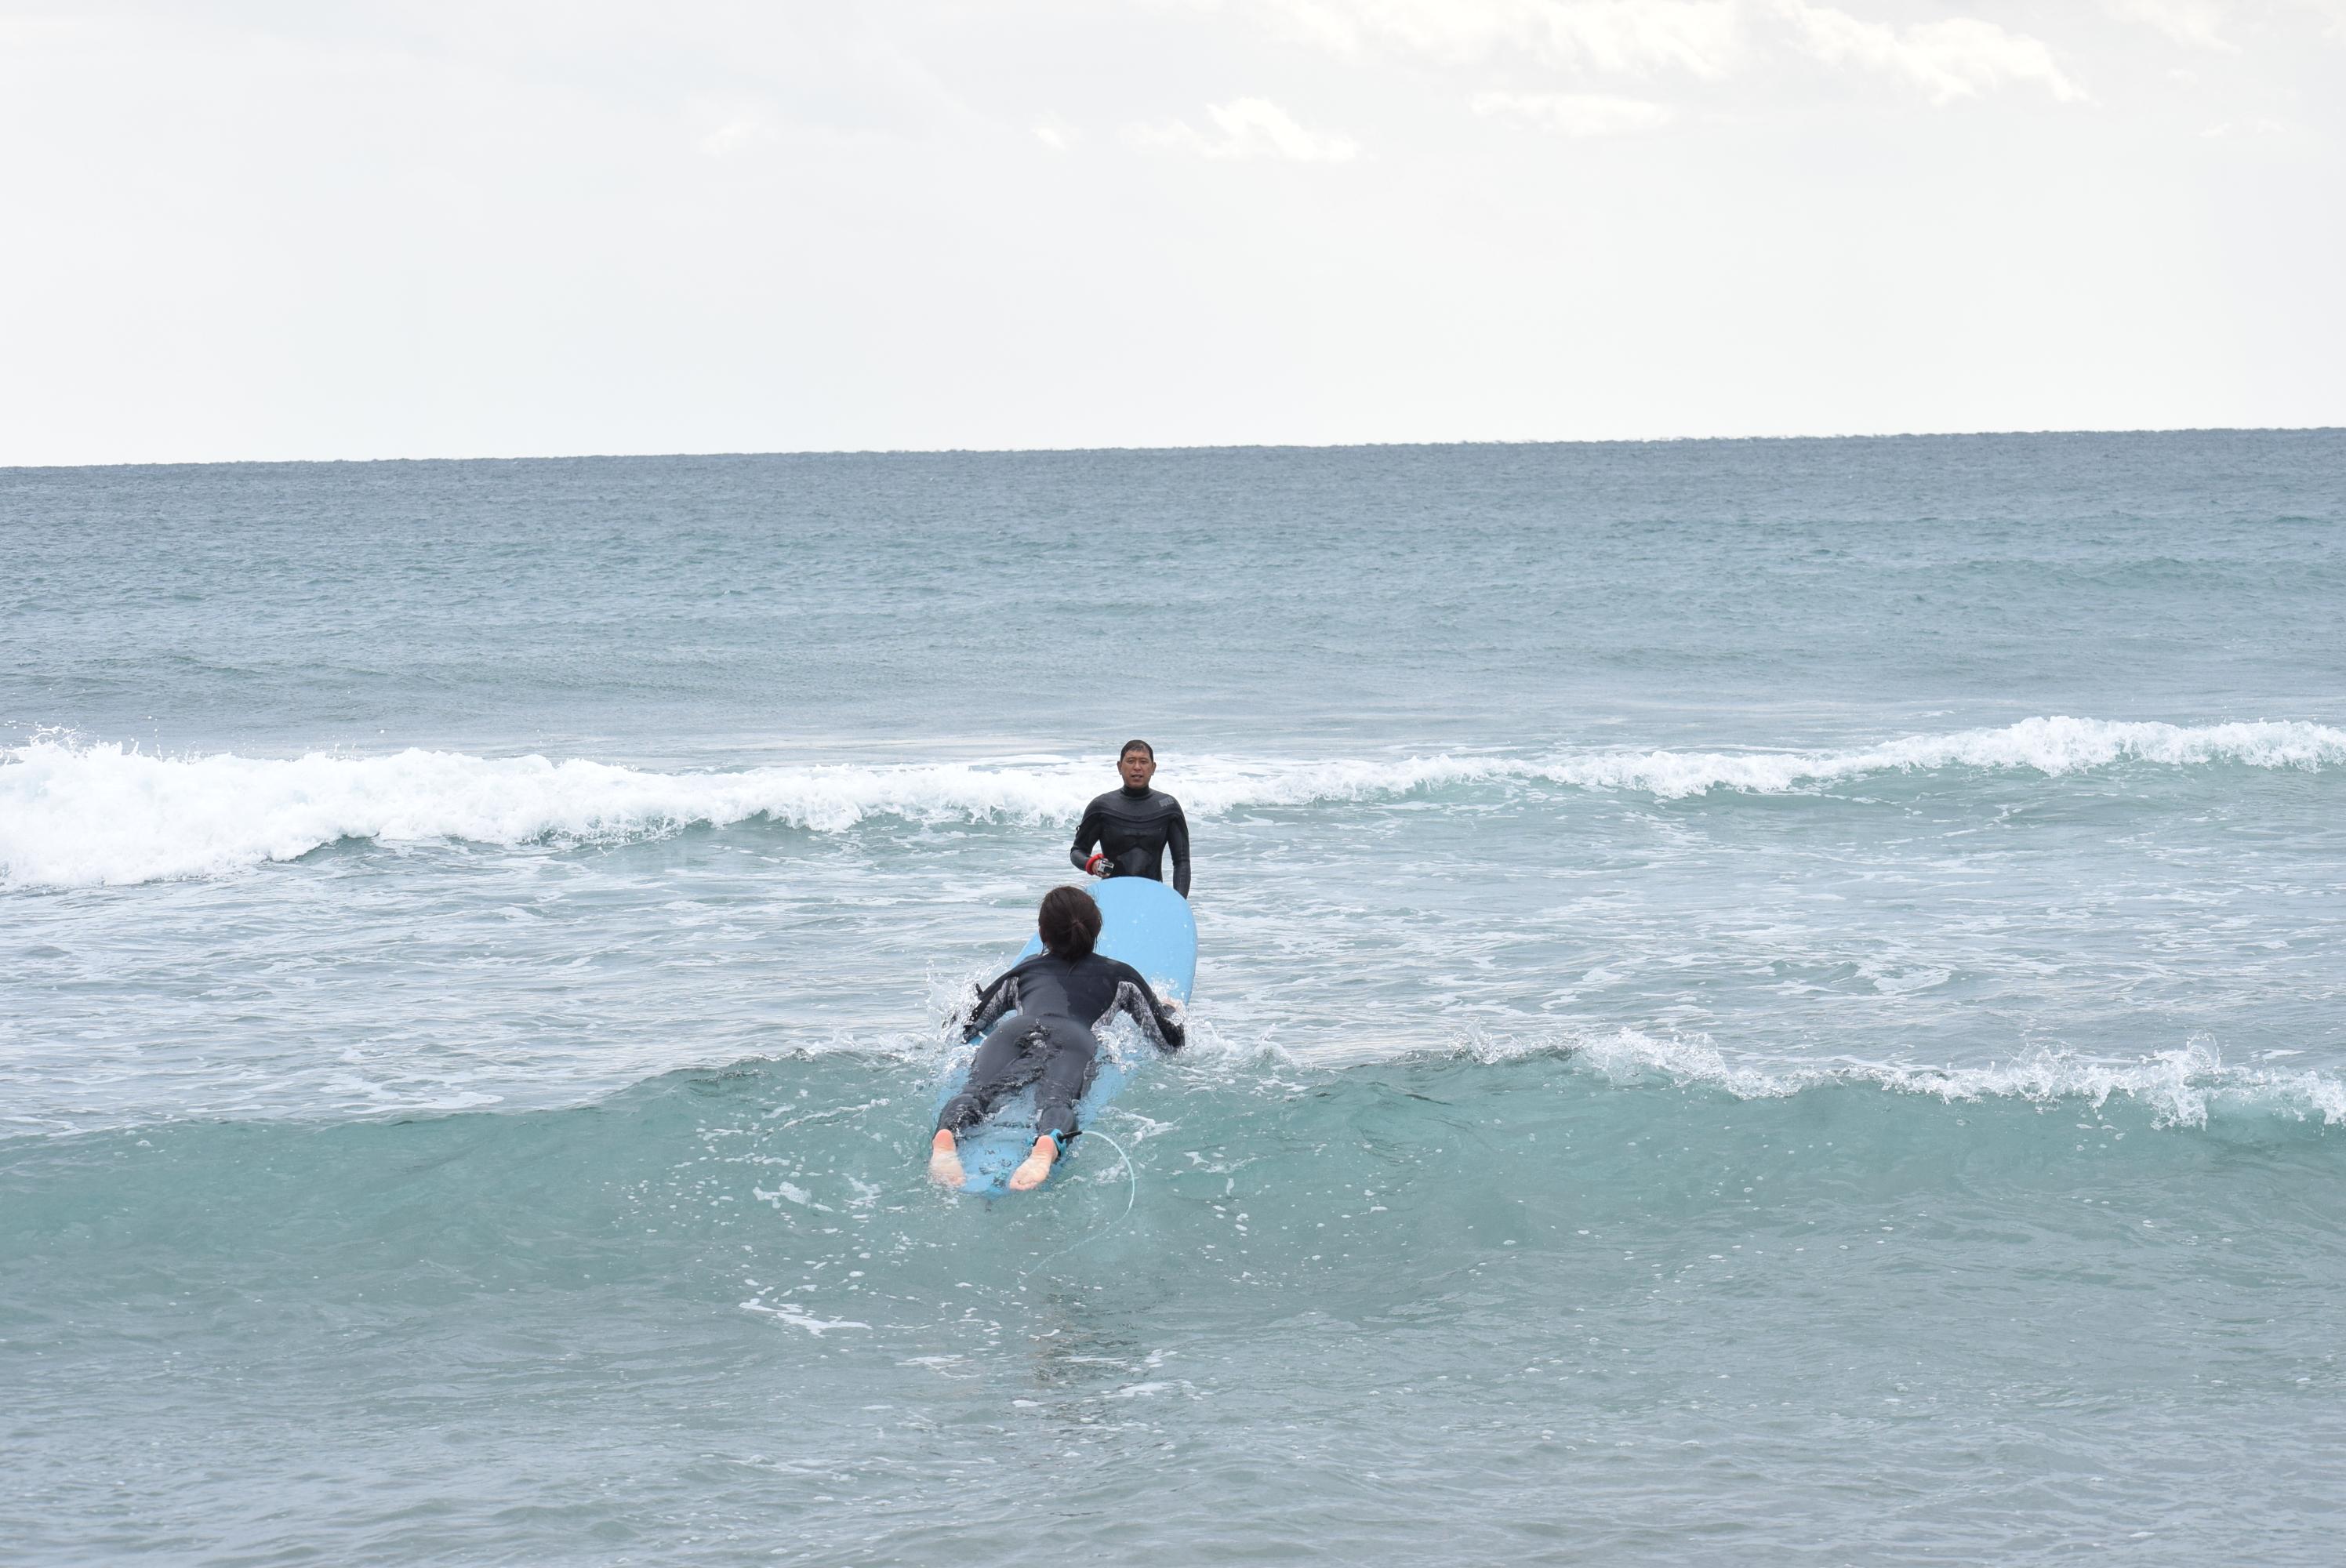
[1462,1027,2346,1128]
[5,717,2341,890]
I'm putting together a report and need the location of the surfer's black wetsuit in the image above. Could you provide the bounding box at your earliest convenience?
[938,951,1185,1143]
[1070,786,1192,896]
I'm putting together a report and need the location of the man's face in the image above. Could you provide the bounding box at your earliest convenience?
[1120,749,1156,789]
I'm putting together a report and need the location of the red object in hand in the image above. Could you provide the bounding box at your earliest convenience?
[1085,852,1110,877]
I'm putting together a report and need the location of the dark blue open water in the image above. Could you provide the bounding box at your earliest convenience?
[4,432,2344,1563]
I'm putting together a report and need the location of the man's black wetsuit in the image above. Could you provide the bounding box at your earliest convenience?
[938,951,1185,1143]
[1070,785,1191,896]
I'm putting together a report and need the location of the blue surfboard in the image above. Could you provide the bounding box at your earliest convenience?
[932,877,1197,1197]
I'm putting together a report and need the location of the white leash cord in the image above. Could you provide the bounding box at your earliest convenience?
[1019,1128,1139,1284]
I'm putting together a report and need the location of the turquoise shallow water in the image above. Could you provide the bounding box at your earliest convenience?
[4,432,2344,1563]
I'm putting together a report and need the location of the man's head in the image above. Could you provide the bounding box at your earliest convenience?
[1038,885,1102,960]
[1118,739,1156,791]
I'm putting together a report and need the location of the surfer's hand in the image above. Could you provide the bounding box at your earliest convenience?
[1084,852,1112,877]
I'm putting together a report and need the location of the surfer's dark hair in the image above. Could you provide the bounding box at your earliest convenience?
[1119,739,1154,762]
[1038,885,1102,960]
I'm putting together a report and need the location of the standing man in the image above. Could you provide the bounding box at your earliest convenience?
[1070,739,1191,898]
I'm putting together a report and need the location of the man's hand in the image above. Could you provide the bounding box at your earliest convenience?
[1084,852,1113,877]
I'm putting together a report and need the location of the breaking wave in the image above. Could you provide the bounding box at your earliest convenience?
[6,717,2342,889]
[1451,1028,2346,1128]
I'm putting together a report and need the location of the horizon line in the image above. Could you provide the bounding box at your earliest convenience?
[6,423,2342,475]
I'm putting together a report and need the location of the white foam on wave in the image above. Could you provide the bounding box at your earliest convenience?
[1463,1027,2346,1128]
[6,715,2343,890]
[1219,717,2346,804]
[0,741,1099,890]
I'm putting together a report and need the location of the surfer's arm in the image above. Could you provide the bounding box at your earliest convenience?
[1167,802,1190,897]
[1069,800,1105,876]
[1110,960,1186,1052]
[957,967,1022,1043]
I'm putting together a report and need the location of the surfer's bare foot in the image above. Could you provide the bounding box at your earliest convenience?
[1008,1134,1059,1192]
[928,1129,964,1188]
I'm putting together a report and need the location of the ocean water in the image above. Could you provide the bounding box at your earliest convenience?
[4,431,2344,1564]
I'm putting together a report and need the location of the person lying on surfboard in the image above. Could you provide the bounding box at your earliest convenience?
[930,885,1186,1192]
[1070,739,1191,898]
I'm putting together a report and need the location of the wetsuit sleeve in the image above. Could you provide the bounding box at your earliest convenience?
[1108,960,1186,1052]
[1070,799,1104,876]
[956,964,1023,1043]
[1168,801,1190,898]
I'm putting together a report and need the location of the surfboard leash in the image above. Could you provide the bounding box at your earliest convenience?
[1017,1127,1139,1286]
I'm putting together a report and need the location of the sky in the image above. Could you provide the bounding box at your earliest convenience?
[2,0,2341,464]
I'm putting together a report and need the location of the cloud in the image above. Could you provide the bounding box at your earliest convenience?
[1210,1,2098,105]
[1229,0,1746,78]
[2105,0,2237,50]
[1778,2,2090,103]
[1472,89,1676,135]
[2202,115,2286,136]
[1032,118,1080,151]
[689,97,783,158]
[2284,0,2346,38]
[1128,96,1360,160]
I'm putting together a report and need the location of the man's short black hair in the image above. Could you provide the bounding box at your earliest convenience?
[1120,739,1155,762]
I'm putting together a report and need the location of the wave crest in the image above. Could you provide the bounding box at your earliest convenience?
[6,715,2341,889]
[1459,1028,2346,1128]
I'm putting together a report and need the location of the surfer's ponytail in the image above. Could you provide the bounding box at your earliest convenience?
[1038,885,1102,960]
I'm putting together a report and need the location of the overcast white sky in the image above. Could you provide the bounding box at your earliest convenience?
[2,1,2340,464]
